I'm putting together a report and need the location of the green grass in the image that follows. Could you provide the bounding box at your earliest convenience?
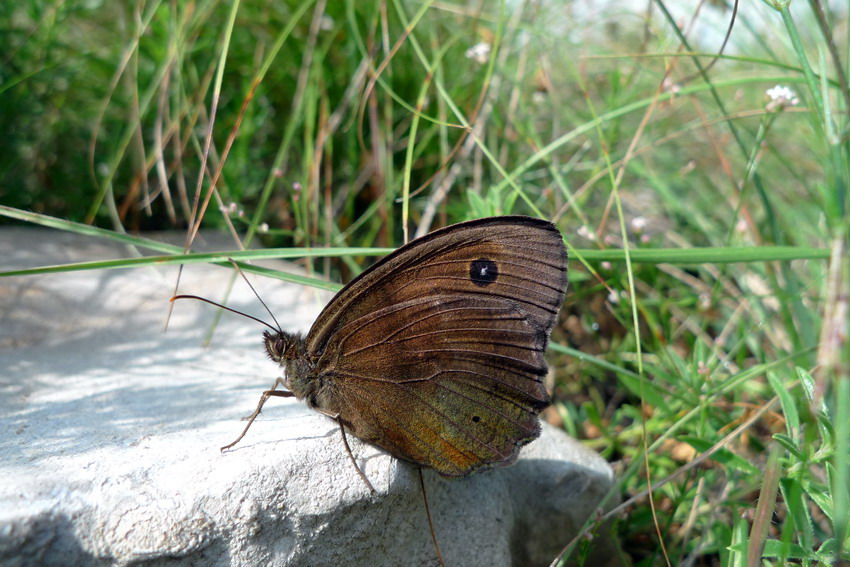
[2,0,849,565]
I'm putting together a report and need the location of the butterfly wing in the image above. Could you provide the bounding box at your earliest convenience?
[305,216,567,476]
[319,295,554,475]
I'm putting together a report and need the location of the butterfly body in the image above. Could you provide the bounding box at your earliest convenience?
[257,216,568,478]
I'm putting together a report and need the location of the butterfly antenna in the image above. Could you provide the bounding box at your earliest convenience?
[227,258,283,333]
[170,295,278,333]
[418,469,445,567]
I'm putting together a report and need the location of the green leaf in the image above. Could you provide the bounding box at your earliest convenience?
[767,371,799,439]
[616,374,671,408]
[760,539,815,559]
[465,190,489,218]
[816,411,835,449]
[773,433,805,461]
[681,437,760,475]
[727,516,750,567]
[779,477,814,550]
[796,366,828,415]
[802,475,834,524]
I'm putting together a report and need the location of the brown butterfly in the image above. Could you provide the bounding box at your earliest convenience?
[179,216,568,485]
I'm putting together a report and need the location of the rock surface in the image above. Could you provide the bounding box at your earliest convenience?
[0,228,616,566]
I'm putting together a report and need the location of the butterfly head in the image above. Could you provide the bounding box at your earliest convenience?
[262,330,305,363]
[262,330,313,401]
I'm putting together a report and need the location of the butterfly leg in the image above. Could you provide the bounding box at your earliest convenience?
[313,408,376,494]
[221,379,295,452]
[240,377,288,420]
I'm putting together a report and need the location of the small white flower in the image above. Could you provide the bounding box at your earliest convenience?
[292,182,302,192]
[465,42,491,64]
[630,216,647,232]
[577,225,596,241]
[601,261,612,270]
[662,77,681,95]
[766,85,799,110]
[259,223,269,233]
[607,291,619,304]
[319,15,334,31]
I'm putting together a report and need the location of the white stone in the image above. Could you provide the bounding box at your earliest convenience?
[0,228,616,566]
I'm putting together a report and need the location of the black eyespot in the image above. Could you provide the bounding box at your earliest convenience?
[469,258,498,287]
[472,415,481,423]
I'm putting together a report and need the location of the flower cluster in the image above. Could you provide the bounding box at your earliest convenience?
[765,85,799,111]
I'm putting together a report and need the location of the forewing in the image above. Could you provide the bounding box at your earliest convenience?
[304,216,568,356]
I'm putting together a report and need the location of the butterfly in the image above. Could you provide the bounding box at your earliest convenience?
[212,216,568,484]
